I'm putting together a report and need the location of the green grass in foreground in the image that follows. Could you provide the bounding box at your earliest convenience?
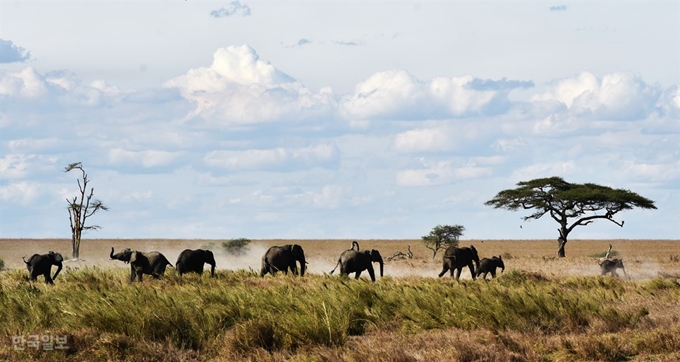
[0,268,678,361]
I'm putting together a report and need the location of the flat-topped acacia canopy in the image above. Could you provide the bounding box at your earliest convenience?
[485,176,657,257]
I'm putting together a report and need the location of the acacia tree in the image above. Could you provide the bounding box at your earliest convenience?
[65,162,109,259]
[422,224,465,258]
[485,176,656,258]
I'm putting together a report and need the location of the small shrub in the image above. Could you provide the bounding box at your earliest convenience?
[222,238,251,256]
[0,257,4,270]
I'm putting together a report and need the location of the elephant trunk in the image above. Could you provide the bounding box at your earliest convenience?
[299,254,306,277]
[209,263,216,278]
[52,262,63,281]
[379,260,384,277]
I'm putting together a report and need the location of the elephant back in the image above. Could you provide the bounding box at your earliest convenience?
[23,254,39,265]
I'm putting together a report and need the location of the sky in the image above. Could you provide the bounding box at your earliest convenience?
[0,1,678,241]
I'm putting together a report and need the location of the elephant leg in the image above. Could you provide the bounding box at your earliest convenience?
[355,270,362,279]
[44,272,54,285]
[612,270,619,277]
[454,268,462,280]
[290,264,298,276]
[490,270,496,279]
[30,269,39,281]
[129,267,136,283]
[438,264,449,278]
[468,263,476,280]
[367,266,376,282]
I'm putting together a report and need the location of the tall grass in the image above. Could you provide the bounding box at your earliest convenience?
[0,268,678,361]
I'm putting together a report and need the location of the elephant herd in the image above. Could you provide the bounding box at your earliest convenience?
[20,241,627,285]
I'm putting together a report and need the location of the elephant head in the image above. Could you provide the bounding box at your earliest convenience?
[470,245,480,269]
[285,244,306,276]
[203,249,217,277]
[48,251,64,280]
[110,247,133,263]
[495,255,505,273]
[368,249,384,277]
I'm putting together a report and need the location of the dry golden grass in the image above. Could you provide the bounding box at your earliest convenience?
[1,237,679,362]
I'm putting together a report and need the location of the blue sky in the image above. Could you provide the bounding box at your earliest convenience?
[0,1,678,240]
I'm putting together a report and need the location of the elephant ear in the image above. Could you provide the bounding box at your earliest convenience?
[205,250,216,263]
[53,252,64,263]
[129,251,139,264]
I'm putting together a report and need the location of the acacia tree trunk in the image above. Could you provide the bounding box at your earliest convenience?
[557,224,569,258]
[557,238,567,258]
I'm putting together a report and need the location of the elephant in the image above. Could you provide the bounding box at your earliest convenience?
[330,249,384,282]
[476,256,505,280]
[110,247,173,282]
[438,245,480,280]
[23,251,63,284]
[176,249,216,278]
[261,244,307,277]
[599,258,628,278]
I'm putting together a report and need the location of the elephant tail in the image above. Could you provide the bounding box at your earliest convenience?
[329,258,341,275]
[22,255,29,264]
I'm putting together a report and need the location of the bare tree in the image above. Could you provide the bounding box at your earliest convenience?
[65,162,109,259]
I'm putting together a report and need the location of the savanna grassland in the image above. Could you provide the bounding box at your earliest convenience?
[0,238,679,362]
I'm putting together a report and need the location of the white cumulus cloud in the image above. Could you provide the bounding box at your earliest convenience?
[532,72,662,120]
[340,70,531,121]
[164,45,337,125]
[0,67,48,98]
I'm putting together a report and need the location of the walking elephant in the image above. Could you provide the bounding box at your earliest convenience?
[110,247,173,282]
[261,244,306,277]
[330,249,384,282]
[599,258,628,278]
[176,249,216,278]
[23,251,64,284]
[438,245,480,280]
[476,256,505,280]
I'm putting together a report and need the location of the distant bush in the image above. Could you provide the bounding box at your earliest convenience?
[0,257,4,270]
[222,238,251,256]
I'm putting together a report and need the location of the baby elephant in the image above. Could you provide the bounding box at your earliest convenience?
[599,258,628,278]
[475,256,505,280]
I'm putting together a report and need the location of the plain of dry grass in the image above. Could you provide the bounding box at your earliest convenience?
[0,238,679,362]
[1,238,678,279]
